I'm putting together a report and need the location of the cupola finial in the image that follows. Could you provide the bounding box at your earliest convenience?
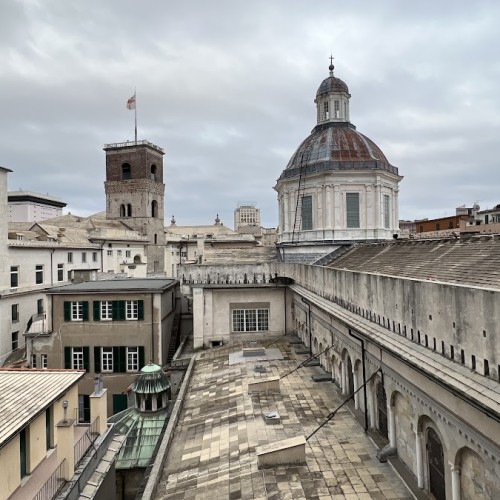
[329,54,334,76]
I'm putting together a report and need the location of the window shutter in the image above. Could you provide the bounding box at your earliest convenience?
[64,347,71,369]
[301,195,313,230]
[83,347,90,372]
[94,346,101,373]
[112,301,120,320]
[64,301,71,321]
[82,301,89,321]
[115,301,125,321]
[138,300,144,320]
[346,193,360,228]
[113,347,120,372]
[119,347,126,373]
[93,301,100,321]
[139,346,145,369]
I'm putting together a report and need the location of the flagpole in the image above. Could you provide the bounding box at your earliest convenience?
[134,87,137,145]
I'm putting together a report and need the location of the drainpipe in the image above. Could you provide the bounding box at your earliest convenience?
[349,329,368,432]
[301,297,312,356]
[151,294,155,363]
[50,248,55,285]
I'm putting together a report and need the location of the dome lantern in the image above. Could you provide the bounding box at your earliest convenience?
[314,55,351,125]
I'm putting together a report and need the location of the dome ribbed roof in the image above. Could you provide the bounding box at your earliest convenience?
[132,363,170,394]
[280,123,398,179]
[316,76,349,97]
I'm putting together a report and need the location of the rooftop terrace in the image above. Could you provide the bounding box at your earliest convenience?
[153,338,412,499]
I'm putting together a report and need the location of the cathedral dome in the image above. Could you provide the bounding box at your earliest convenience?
[316,76,349,97]
[280,122,398,180]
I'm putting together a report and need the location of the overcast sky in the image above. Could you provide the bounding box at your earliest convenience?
[1,0,500,228]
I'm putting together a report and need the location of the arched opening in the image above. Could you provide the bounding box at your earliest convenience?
[313,337,319,355]
[456,447,488,500]
[133,255,142,264]
[152,200,158,218]
[150,164,157,181]
[122,163,131,180]
[120,204,126,217]
[426,427,445,500]
[376,379,388,439]
[318,342,324,368]
[127,204,132,217]
[154,233,158,244]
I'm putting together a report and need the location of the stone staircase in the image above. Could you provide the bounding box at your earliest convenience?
[166,313,181,364]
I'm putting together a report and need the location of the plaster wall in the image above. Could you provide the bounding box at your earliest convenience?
[281,263,500,378]
[191,286,286,348]
[0,435,20,500]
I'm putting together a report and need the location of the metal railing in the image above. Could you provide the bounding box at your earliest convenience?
[103,139,164,152]
[74,416,100,466]
[33,458,66,500]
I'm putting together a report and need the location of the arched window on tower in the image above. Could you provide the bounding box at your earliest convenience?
[127,204,132,217]
[150,164,157,181]
[154,233,158,244]
[151,200,158,218]
[122,163,131,180]
[120,204,126,217]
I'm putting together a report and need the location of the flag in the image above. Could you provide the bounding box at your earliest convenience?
[126,94,136,110]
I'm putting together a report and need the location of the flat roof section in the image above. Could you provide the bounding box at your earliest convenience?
[153,339,411,499]
[48,278,177,294]
[8,191,67,208]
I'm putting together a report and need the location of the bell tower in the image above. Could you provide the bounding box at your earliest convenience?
[104,140,165,274]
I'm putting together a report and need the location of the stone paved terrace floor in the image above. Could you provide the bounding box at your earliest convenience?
[155,338,412,500]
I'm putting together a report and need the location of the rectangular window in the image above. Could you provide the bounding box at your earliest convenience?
[125,250,131,258]
[71,301,83,321]
[107,250,113,256]
[117,250,122,256]
[72,347,84,370]
[323,101,329,120]
[127,347,139,372]
[12,304,19,322]
[10,266,19,288]
[57,263,64,281]
[67,252,73,263]
[101,347,113,372]
[126,300,138,320]
[81,252,87,263]
[232,309,269,332]
[101,301,113,321]
[12,331,19,351]
[37,299,44,315]
[41,354,48,369]
[383,194,390,229]
[346,193,360,228]
[35,265,43,284]
[92,251,98,262]
[334,99,340,118]
[31,354,37,368]
[301,195,313,230]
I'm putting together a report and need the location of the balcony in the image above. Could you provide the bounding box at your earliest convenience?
[9,419,100,500]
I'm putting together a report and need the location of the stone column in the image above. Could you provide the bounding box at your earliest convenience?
[375,184,382,230]
[283,191,289,234]
[353,368,359,409]
[393,188,399,232]
[450,463,461,500]
[57,418,75,481]
[416,431,424,488]
[90,387,108,436]
[333,184,342,227]
[325,185,332,229]
[388,404,396,448]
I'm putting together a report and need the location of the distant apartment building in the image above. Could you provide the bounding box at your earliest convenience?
[8,190,66,222]
[234,202,261,230]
